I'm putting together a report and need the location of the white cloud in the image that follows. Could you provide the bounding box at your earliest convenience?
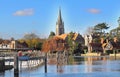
[87,8,100,14]
[13,8,34,16]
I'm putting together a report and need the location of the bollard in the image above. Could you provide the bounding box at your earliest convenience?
[45,53,47,73]
[14,52,19,77]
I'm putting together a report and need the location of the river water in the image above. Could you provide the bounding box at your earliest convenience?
[0,56,120,77]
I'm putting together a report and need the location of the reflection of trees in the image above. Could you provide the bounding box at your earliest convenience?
[68,55,74,65]
[67,56,84,65]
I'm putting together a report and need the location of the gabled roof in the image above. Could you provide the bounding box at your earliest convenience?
[55,33,84,42]
[2,40,11,44]
[73,33,78,40]
[56,34,68,40]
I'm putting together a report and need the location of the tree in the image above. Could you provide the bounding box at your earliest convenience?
[48,31,55,39]
[23,33,38,40]
[94,23,109,36]
[110,17,120,40]
[0,38,3,43]
[67,32,78,55]
[42,37,66,52]
[35,42,43,50]
[85,26,94,35]
[19,33,45,50]
[10,37,15,41]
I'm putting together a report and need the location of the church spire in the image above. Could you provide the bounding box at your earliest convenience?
[57,7,62,25]
[56,7,64,35]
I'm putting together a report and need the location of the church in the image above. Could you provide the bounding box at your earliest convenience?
[42,8,84,52]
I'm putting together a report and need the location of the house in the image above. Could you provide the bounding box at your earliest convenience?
[0,40,11,49]
[57,33,84,45]
[72,33,84,45]
[42,33,84,52]
[89,43,103,53]
[0,40,28,49]
[102,37,120,53]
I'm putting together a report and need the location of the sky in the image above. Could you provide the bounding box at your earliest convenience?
[0,0,120,39]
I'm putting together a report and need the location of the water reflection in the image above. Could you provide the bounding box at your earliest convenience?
[1,56,120,77]
[0,72,5,77]
[57,66,64,73]
[67,56,120,73]
[84,57,108,73]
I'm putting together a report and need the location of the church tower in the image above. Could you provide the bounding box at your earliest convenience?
[56,8,64,35]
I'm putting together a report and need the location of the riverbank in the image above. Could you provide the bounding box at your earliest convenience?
[81,53,101,56]
[81,52,120,57]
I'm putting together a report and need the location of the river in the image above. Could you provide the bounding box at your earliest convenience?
[0,56,120,77]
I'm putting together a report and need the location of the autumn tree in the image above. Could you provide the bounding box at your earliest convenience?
[42,36,67,53]
[19,33,45,50]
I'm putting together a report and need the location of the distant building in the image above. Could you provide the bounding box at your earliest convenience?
[0,40,11,49]
[0,40,28,49]
[10,40,28,49]
[56,8,64,35]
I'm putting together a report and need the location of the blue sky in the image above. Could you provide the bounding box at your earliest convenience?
[0,0,120,39]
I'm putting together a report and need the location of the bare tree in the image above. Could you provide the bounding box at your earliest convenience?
[85,26,94,35]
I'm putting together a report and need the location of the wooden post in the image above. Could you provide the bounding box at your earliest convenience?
[14,51,19,77]
[0,59,5,72]
[45,53,47,73]
[114,50,116,60]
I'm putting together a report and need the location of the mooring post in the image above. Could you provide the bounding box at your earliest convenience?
[0,59,5,72]
[45,52,47,73]
[14,50,19,77]
[114,49,116,60]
